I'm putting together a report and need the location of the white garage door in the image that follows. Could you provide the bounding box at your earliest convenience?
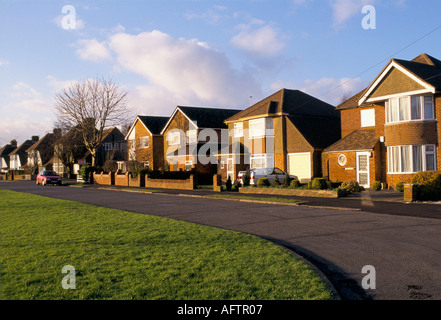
[288,153,311,183]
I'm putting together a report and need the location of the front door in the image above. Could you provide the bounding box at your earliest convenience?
[227,158,234,182]
[356,152,370,188]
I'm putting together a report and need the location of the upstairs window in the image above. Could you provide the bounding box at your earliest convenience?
[361,109,375,127]
[104,143,113,151]
[167,131,181,146]
[386,95,434,124]
[139,136,149,149]
[234,123,243,138]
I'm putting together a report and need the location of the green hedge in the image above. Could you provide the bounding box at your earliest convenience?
[412,171,441,201]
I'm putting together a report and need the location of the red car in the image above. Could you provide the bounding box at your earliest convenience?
[36,170,62,186]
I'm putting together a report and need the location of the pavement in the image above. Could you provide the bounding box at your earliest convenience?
[2,181,441,300]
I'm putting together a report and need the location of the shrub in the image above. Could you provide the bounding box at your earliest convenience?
[283,173,291,187]
[256,178,270,187]
[371,181,382,191]
[226,175,232,191]
[310,178,328,190]
[132,167,149,179]
[234,178,241,190]
[103,160,118,173]
[290,179,300,188]
[340,180,361,193]
[242,169,251,187]
[79,164,96,182]
[395,182,405,193]
[412,171,441,201]
[337,188,348,197]
[271,175,281,187]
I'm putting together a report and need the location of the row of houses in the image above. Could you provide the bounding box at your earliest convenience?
[0,127,126,176]
[1,53,440,188]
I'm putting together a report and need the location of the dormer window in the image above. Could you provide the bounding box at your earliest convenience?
[386,95,434,124]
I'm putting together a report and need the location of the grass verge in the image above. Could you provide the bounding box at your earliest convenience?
[0,189,333,300]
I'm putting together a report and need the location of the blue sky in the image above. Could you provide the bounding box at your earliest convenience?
[1,0,441,146]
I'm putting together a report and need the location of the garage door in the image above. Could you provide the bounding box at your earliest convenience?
[288,153,311,183]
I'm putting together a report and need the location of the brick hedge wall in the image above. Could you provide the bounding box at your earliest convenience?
[145,174,197,190]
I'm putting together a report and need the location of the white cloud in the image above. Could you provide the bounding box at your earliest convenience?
[0,58,9,67]
[231,20,285,58]
[75,39,112,62]
[330,0,375,29]
[94,30,261,114]
[271,77,368,106]
[10,82,53,113]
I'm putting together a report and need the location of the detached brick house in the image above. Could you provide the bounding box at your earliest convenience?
[220,88,341,183]
[323,53,441,189]
[125,115,169,171]
[161,106,241,181]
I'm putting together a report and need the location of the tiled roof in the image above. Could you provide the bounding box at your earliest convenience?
[226,89,339,122]
[178,106,242,129]
[324,129,378,153]
[137,116,169,135]
[288,115,341,150]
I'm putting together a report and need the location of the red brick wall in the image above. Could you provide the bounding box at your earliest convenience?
[93,172,113,185]
[384,121,438,147]
[436,95,441,172]
[145,174,197,190]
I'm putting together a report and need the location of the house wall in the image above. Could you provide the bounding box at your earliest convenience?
[163,111,190,171]
[384,121,438,147]
[131,120,164,170]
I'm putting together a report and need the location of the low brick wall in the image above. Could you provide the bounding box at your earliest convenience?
[145,174,197,190]
[93,172,114,185]
[13,174,36,181]
[129,174,145,187]
[115,173,129,187]
[240,186,340,198]
[403,183,418,202]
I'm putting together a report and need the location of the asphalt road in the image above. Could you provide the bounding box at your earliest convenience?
[2,181,441,300]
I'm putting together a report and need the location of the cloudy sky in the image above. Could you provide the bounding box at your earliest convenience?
[1,0,441,146]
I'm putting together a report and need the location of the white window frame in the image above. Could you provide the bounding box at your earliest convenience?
[139,136,149,149]
[104,142,113,151]
[360,109,376,128]
[167,131,181,146]
[234,122,244,138]
[250,153,274,169]
[386,95,434,124]
[388,144,437,174]
[249,118,266,139]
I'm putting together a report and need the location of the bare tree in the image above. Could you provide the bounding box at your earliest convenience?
[54,77,130,166]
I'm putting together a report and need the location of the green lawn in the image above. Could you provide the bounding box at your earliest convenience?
[0,189,333,300]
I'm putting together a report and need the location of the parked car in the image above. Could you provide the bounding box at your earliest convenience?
[237,167,297,185]
[36,170,62,186]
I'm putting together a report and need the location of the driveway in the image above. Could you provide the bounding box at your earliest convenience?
[2,181,441,300]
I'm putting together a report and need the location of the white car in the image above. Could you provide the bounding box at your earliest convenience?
[237,167,297,185]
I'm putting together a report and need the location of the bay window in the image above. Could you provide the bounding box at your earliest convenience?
[386,95,434,123]
[388,145,436,173]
